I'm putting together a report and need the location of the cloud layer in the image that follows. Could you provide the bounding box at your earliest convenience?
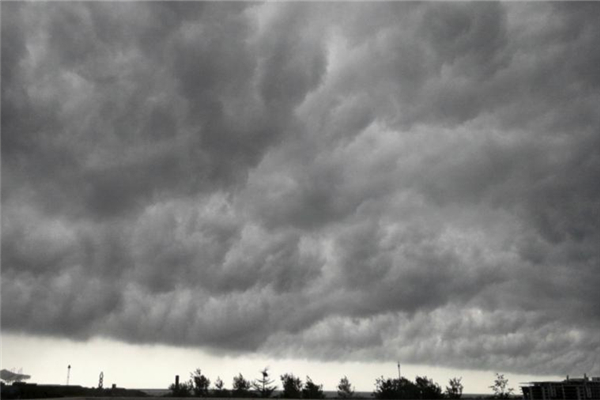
[2,2,599,376]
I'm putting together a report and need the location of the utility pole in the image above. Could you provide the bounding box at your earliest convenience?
[98,372,104,389]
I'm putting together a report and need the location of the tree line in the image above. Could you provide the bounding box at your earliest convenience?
[169,368,330,399]
[169,369,514,399]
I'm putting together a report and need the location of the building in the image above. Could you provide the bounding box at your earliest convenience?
[522,375,600,400]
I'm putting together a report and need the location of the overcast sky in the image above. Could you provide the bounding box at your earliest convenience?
[2,0,599,393]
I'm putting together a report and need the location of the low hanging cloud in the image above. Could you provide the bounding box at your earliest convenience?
[2,2,599,376]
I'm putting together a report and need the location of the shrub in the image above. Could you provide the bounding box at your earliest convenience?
[373,376,444,399]
[337,376,354,398]
[280,374,303,399]
[169,379,193,397]
[191,369,210,397]
[373,377,400,399]
[213,377,230,398]
[445,377,463,399]
[233,373,253,398]
[302,377,325,399]
[415,376,443,399]
[490,373,514,399]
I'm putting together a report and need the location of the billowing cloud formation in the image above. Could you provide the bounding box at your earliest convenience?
[2,2,599,376]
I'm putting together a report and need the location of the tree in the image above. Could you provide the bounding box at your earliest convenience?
[280,373,303,399]
[233,373,252,398]
[490,373,514,399]
[397,378,420,399]
[445,377,463,399]
[373,377,400,399]
[302,377,325,399]
[169,379,193,397]
[191,369,211,397]
[415,376,443,399]
[213,377,230,398]
[253,368,277,398]
[337,376,354,398]
[374,376,441,399]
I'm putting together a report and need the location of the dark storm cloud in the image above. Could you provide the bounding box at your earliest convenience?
[2,2,599,376]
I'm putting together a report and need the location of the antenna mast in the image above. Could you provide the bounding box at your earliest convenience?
[67,365,71,386]
[397,362,401,381]
[98,372,104,389]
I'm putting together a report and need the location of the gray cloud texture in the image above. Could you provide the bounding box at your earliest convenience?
[2,2,599,376]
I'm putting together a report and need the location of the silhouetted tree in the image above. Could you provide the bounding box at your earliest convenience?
[415,376,443,399]
[398,378,420,399]
[337,376,354,398]
[191,369,211,397]
[490,373,514,399]
[213,377,230,398]
[373,377,400,399]
[280,373,303,399]
[169,379,193,397]
[445,377,463,399]
[302,377,325,399]
[253,368,277,398]
[233,374,253,398]
[374,376,441,399]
